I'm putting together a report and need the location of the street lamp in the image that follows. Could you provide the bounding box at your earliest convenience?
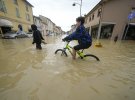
[72,0,82,16]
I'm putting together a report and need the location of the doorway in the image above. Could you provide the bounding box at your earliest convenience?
[123,24,135,40]
[100,24,115,39]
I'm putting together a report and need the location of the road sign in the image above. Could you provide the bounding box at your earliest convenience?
[128,11,135,20]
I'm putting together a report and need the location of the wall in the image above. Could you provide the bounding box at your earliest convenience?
[41,22,47,36]
[102,0,135,39]
[85,6,101,29]
[0,0,33,32]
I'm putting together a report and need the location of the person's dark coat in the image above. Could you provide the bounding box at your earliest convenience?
[31,24,44,44]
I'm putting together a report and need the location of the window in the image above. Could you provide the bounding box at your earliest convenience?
[132,7,135,10]
[25,3,29,12]
[131,7,135,12]
[92,14,94,20]
[13,0,18,5]
[97,8,102,17]
[26,14,30,21]
[16,8,20,18]
[89,16,91,22]
[0,0,7,13]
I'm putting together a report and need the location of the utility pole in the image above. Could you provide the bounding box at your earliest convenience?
[73,0,82,16]
[80,0,82,16]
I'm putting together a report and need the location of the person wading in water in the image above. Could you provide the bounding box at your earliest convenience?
[31,24,45,50]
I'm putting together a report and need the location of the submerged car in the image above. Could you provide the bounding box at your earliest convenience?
[2,31,28,39]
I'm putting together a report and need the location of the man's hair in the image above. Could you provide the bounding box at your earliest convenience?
[76,17,85,25]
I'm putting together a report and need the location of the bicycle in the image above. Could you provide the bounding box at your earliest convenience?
[55,41,100,61]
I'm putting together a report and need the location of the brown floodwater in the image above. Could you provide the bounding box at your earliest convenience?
[0,36,135,100]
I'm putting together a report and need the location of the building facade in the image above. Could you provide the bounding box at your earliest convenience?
[55,26,62,35]
[0,0,33,34]
[33,16,47,36]
[85,0,135,40]
[41,21,47,36]
[39,15,63,35]
[39,15,54,35]
[70,24,76,34]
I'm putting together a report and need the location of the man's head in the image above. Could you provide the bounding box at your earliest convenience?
[31,24,37,31]
[76,17,85,27]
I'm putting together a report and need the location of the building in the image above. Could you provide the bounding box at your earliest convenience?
[85,0,135,40]
[53,25,62,35]
[33,16,42,31]
[61,31,66,35]
[39,15,54,35]
[70,24,76,34]
[41,21,47,36]
[68,24,76,34]
[55,26,62,35]
[0,0,33,34]
[39,15,63,35]
[33,16,47,36]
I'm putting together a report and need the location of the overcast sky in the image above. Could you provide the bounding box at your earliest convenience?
[28,0,101,31]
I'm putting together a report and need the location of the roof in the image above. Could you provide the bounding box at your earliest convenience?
[33,16,41,21]
[42,21,47,25]
[56,26,61,28]
[85,0,111,18]
[39,15,53,23]
[24,0,34,7]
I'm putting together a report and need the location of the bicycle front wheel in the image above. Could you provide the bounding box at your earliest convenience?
[55,49,68,57]
[84,54,100,61]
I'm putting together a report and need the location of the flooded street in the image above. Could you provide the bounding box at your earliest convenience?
[0,36,135,100]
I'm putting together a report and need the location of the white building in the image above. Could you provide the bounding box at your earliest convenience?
[39,15,54,35]
[41,21,47,36]
[69,24,76,34]
[33,16,47,36]
[55,26,62,34]
[33,16,42,31]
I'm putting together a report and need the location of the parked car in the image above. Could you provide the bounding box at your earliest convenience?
[2,31,29,39]
[27,32,33,38]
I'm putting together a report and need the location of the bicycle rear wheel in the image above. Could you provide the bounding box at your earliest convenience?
[55,49,68,57]
[84,54,100,61]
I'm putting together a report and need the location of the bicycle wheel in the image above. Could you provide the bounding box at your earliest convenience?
[55,49,68,57]
[84,54,100,61]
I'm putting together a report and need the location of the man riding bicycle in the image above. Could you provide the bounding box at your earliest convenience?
[63,17,92,60]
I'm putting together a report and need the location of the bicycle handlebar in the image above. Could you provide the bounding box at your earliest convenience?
[62,39,70,43]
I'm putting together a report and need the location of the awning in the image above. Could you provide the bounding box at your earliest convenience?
[0,19,13,27]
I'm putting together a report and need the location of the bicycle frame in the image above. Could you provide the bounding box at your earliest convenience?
[64,42,85,58]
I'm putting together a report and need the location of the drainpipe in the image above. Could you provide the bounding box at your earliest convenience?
[80,0,82,16]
